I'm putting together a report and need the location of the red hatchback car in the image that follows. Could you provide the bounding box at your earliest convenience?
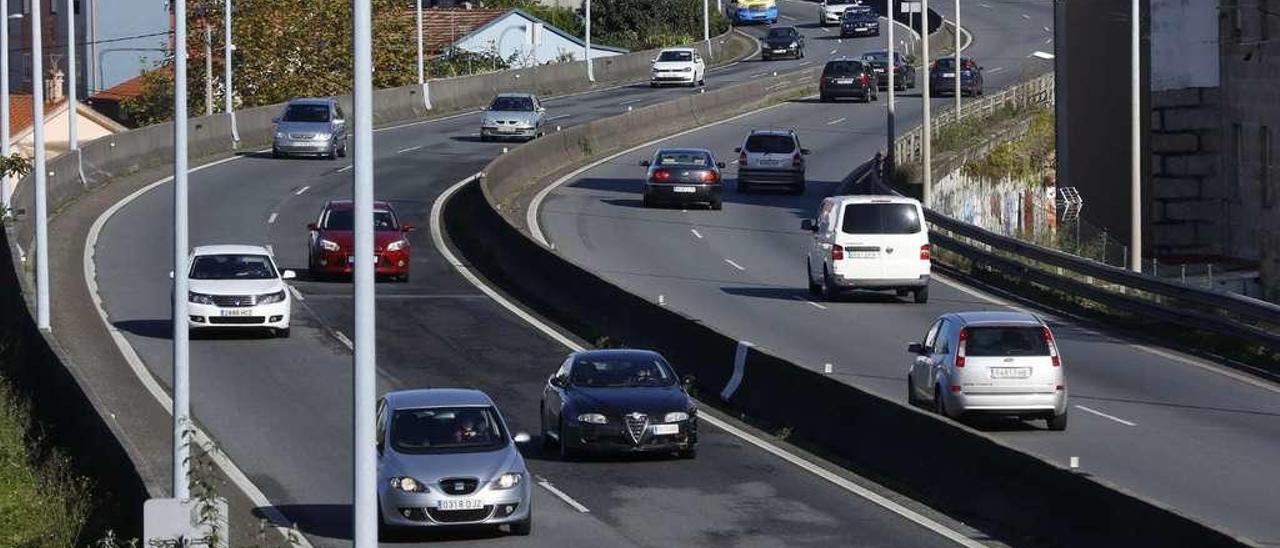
[307,200,414,281]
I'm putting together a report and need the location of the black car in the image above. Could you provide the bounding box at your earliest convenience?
[860,49,916,91]
[930,56,985,96]
[761,26,804,60]
[840,6,880,37]
[541,350,698,459]
[639,147,726,210]
[819,58,879,103]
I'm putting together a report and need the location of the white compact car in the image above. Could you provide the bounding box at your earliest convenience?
[802,195,931,302]
[183,245,295,337]
[650,48,706,87]
[906,311,1068,430]
[817,0,863,25]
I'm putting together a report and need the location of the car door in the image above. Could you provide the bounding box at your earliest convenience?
[928,320,953,393]
[308,207,326,259]
[543,357,573,431]
[809,199,834,278]
[912,320,942,400]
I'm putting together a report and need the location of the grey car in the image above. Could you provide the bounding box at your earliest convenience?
[640,147,726,210]
[272,98,348,159]
[376,389,532,535]
[480,93,546,142]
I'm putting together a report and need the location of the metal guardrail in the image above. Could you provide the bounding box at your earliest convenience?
[894,72,1055,165]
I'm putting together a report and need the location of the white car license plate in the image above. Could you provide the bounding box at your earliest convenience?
[673,186,697,193]
[943,72,955,78]
[774,49,788,54]
[437,499,485,511]
[220,309,253,317]
[498,126,516,133]
[848,250,877,258]
[990,367,1032,379]
[650,424,680,435]
[346,256,379,264]
[836,78,854,84]
[874,68,885,72]
[855,26,868,31]
[759,159,780,166]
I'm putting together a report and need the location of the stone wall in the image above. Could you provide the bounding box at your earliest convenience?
[1149,87,1223,256]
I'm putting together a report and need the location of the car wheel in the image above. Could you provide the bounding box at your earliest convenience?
[820,94,831,103]
[642,195,652,208]
[276,327,291,338]
[650,81,659,88]
[557,419,578,461]
[509,516,532,536]
[913,286,929,304]
[821,266,839,302]
[398,272,410,283]
[480,133,489,142]
[907,376,920,406]
[791,182,805,195]
[678,447,697,459]
[710,198,723,211]
[934,386,950,417]
[272,148,282,159]
[807,260,822,296]
[737,181,750,193]
[338,143,348,158]
[327,144,338,160]
[1047,410,1068,431]
[864,89,873,103]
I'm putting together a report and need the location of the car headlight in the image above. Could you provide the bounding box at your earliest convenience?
[577,413,608,424]
[188,291,215,305]
[789,41,798,48]
[492,472,523,490]
[274,132,286,139]
[389,476,429,493]
[664,411,690,423]
[320,239,340,252]
[385,239,407,252]
[313,133,332,141]
[257,290,287,305]
[680,67,692,72]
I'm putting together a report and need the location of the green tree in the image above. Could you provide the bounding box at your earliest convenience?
[592,0,730,50]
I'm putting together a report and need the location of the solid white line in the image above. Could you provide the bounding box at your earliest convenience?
[827,117,847,125]
[1075,405,1138,427]
[796,61,810,67]
[619,98,643,105]
[288,286,305,302]
[721,341,754,400]
[1043,26,1052,33]
[979,2,992,7]
[397,145,423,154]
[1021,13,1031,20]
[781,15,796,20]
[830,48,838,55]
[334,330,355,350]
[83,154,316,548]
[267,212,278,224]
[988,66,1005,74]
[294,185,310,196]
[691,228,703,239]
[793,296,828,310]
[724,259,746,271]
[537,479,590,513]
[337,165,353,173]
[547,114,572,121]
[821,27,830,33]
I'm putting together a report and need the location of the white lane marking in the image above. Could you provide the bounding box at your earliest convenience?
[821,27,830,33]
[793,296,828,310]
[827,117,847,125]
[1043,26,1052,33]
[830,48,838,55]
[537,479,590,513]
[1044,38,1053,44]
[781,15,796,20]
[796,61,810,67]
[337,165,353,173]
[397,145,423,154]
[547,114,572,121]
[619,98,643,105]
[988,66,1005,74]
[980,1,992,7]
[1074,405,1138,427]
[1021,13,1031,20]
[724,259,746,271]
[84,154,317,548]
[294,185,310,196]
[288,286,305,302]
[334,330,355,350]
[434,176,983,547]
[267,212,278,224]
[1031,51,1055,59]
[691,228,703,239]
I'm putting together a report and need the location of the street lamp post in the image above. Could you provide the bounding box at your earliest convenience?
[1,8,13,214]
[66,0,78,151]
[416,0,424,85]
[953,0,960,119]
[886,0,895,170]
[32,1,50,330]
[1129,0,1141,271]
[585,0,594,82]
[352,0,377,545]
[172,0,192,501]
[921,0,932,207]
[703,0,710,51]
[225,0,237,142]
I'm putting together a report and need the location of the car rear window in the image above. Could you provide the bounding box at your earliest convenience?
[658,51,693,62]
[840,203,922,234]
[744,134,797,153]
[964,327,1050,357]
[823,61,864,76]
[656,150,712,167]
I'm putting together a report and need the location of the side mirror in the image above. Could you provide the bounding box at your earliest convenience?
[537,107,546,113]
[651,57,658,63]
[282,270,297,280]
[168,270,175,279]
[512,432,532,444]
[682,374,695,388]
[801,148,811,155]
[549,375,565,388]
[907,342,923,354]
[306,222,318,231]
[376,438,384,455]
[402,223,417,233]
[801,219,816,232]
[716,161,727,168]
[733,147,742,153]
[333,118,345,125]
[639,159,652,167]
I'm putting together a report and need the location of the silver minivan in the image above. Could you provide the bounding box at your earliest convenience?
[907,311,1068,430]
[272,97,348,159]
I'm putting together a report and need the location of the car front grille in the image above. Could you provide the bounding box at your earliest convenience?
[750,5,767,11]
[623,413,649,444]
[438,478,479,496]
[289,133,318,140]
[207,316,266,325]
[211,294,257,307]
[427,506,494,523]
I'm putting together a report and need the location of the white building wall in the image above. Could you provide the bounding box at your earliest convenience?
[1150,0,1219,91]
[456,13,622,67]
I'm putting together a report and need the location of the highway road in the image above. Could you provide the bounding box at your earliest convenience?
[88,3,992,547]
[537,2,1280,546]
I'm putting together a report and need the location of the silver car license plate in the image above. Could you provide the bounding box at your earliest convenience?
[347,256,379,264]
[437,499,485,511]
[498,126,516,133]
[943,72,955,78]
[759,159,780,166]
[990,367,1032,379]
[220,309,253,317]
[673,186,697,193]
[650,424,680,435]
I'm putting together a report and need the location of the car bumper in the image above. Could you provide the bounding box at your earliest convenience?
[651,73,697,84]
[761,47,800,58]
[737,168,804,186]
[735,10,777,23]
[644,183,721,205]
[841,26,880,36]
[187,301,290,329]
[821,83,875,97]
[481,126,537,139]
[380,484,531,528]
[563,421,698,454]
[831,274,930,290]
[312,250,411,276]
[944,390,1067,416]
[931,80,978,93]
[273,139,333,155]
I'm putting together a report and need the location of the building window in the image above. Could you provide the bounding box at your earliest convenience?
[1264,126,1274,208]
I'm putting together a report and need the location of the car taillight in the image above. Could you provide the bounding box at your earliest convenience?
[1044,326,1061,367]
[739,151,748,164]
[920,244,931,261]
[652,169,671,182]
[792,152,803,168]
[701,170,719,183]
[831,245,844,261]
[859,73,870,86]
[955,328,969,368]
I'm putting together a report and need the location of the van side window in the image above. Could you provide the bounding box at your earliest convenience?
[934,320,951,354]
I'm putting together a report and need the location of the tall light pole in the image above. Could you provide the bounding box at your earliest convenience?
[703,0,710,51]
[225,0,237,142]
[66,0,78,151]
[416,0,424,85]
[172,0,191,501]
[585,0,594,82]
[921,0,932,207]
[886,0,895,169]
[953,0,960,119]
[204,21,213,117]
[1129,0,1141,271]
[352,0,377,545]
[1,8,13,214]
[32,1,50,331]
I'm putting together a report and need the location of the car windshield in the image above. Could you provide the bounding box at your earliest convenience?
[964,327,1050,357]
[570,356,676,388]
[490,96,535,111]
[322,209,399,231]
[390,406,507,454]
[190,254,277,280]
[658,50,694,62]
[840,203,922,234]
[744,134,797,153]
[766,29,795,39]
[282,104,330,123]
[823,60,865,76]
[656,150,713,167]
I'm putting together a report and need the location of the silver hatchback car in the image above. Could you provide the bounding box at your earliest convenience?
[377,389,532,534]
[480,93,546,142]
[272,98,348,159]
[906,311,1068,430]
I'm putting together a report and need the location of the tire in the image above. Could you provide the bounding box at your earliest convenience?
[907,376,919,406]
[509,517,532,536]
[913,285,929,304]
[710,198,723,211]
[398,272,410,283]
[737,181,750,193]
[327,144,338,160]
[934,386,949,417]
[1047,411,1068,431]
[272,148,282,159]
[276,327,291,338]
[541,406,555,451]
[821,266,839,302]
[820,94,831,103]
[807,261,822,296]
[480,133,490,142]
[642,195,653,208]
[678,447,697,459]
[651,81,659,88]
[790,182,805,195]
[557,419,578,461]
[338,143,348,158]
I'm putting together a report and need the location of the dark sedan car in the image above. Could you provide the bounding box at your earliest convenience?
[761,26,804,60]
[860,50,916,91]
[840,6,880,37]
[819,58,879,102]
[640,148,726,210]
[541,349,698,459]
[930,57,984,96]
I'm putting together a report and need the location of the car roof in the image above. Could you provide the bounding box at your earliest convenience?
[384,388,496,409]
[572,349,665,361]
[660,47,697,53]
[948,310,1044,327]
[324,199,394,211]
[747,128,797,137]
[655,147,713,155]
[494,92,536,99]
[192,244,271,256]
[829,194,920,206]
[286,97,334,106]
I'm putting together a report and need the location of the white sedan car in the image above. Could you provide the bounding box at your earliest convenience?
[183,245,296,337]
[650,48,706,87]
[817,0,863,25]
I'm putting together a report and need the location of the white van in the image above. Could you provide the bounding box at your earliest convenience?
[802,195,931,302]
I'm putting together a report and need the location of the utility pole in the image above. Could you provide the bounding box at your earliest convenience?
[887,0,895,170]
[352,0,377,545]
[204,21,213,116]
[66,0,78,151]
[953,0,960,119]
[703,0,710,52]
[921,0,932,207]
[1129,0,1141,271]
[225,0,237,142]
[32,1,49,330]
[585,0,594,82]
[172,0,191,501]
[416,0,424,85]
[1,5,12,213]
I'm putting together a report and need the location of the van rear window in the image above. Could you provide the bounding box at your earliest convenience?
[744,135,796,154]
[840,203,921,234]
[823,61,864,77]
[965,327,1049,357]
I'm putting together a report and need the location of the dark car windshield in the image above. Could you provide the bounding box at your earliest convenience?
[390,406,508,454]
[655,150,713,167]
[570,355,676,388]
[190,254,277,280]
[823,60,865,76]
[657,50,694,62]
[841,203,922,234]
[282,104,330,123]
[964,327,1050,356]
[766,28,797,40]
[744,134,797,153]
[321,209,399,231]
[490,96,535,111]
